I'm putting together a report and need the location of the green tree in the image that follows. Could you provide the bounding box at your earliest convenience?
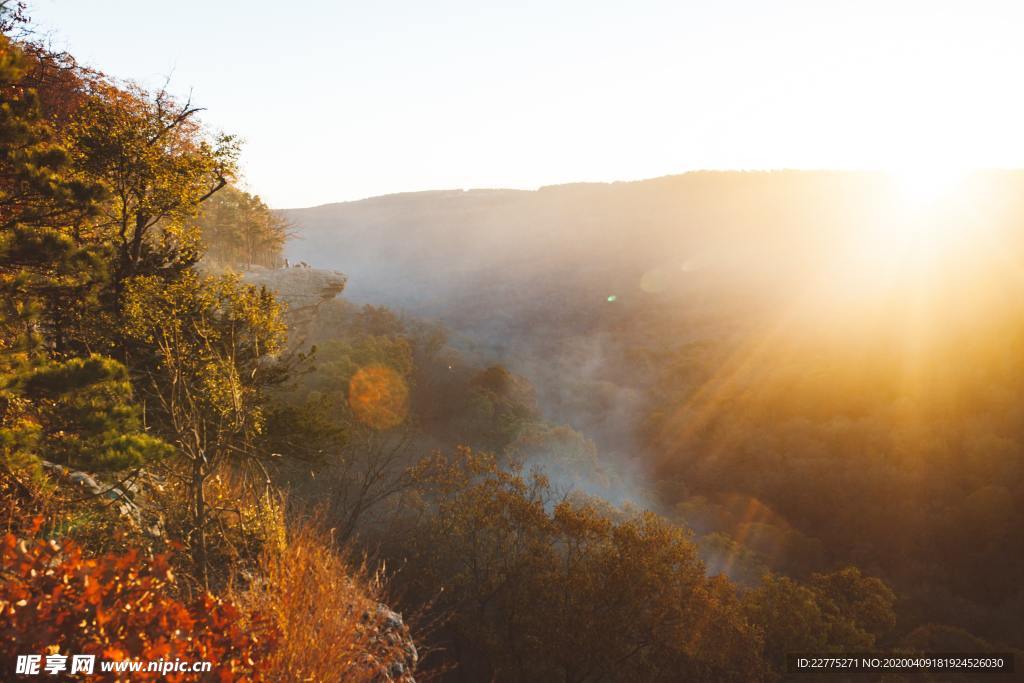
[0,28,170,539]
[1,355,172,471]
[0,31,106,358]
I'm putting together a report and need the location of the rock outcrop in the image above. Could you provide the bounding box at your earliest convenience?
[240,265,347,348]
[40,461,164,539]
[241,264,347,310]
[357,603,418,683]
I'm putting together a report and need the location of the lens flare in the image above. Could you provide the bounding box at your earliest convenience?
[348,364,408,430]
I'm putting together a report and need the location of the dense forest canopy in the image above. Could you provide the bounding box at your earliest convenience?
[1,3,1022,682]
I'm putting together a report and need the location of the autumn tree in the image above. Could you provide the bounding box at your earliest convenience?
[744,568,896,680]
[0,13,413,678]
[122,271,286,587]
[270,331,423,543]
[399,448,764,682]
[67,80,238,283]
[196,184,287,268]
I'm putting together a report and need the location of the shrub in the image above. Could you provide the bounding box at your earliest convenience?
[241,516,417,682]
[0,520,277,681]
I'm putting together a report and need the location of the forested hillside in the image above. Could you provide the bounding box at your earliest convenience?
[0,14,412,681]
[281,173,1024,666]
[3,3,1022,682]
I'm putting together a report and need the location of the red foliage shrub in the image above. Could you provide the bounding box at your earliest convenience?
[0,519,278,681]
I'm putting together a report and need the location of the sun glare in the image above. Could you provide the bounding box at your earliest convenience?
[820,166,987,307]
[862,166,977,259]
[887,166,969,208]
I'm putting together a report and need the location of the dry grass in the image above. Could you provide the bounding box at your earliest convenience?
[240,513,416,682]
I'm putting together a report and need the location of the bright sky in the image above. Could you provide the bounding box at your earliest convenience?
[25,0,1024,208]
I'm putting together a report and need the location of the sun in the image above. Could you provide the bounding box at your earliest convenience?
[828,166,980,293]
[887,165,968,208]
[873,166,975,257]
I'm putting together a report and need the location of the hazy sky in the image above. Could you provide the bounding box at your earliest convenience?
[26,1,1024,208]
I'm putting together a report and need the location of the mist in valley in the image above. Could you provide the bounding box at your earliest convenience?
[8,2,1024,675]
[281,170,1024,504]
[267,170,1024,655]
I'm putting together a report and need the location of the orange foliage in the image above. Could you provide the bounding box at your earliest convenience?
[0,520,277,681]
[348,364,408,430]
[242,517,416,682]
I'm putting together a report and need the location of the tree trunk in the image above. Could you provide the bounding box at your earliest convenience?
[192,457,209,590]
